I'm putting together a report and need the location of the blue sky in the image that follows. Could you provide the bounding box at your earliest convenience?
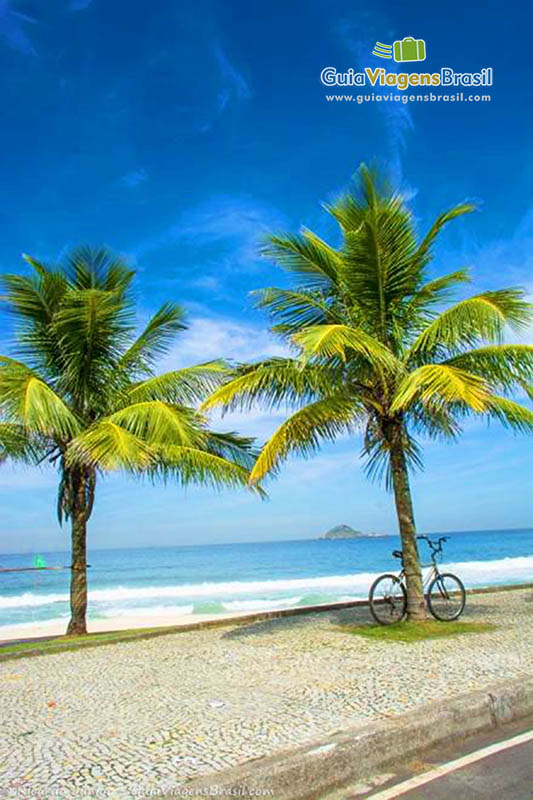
[0,0,531,553]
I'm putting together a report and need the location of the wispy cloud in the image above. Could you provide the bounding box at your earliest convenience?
[335,19,414,184]
[119,168,149,189]
[197,45,252,133]
[135,194,284,277]
[0,1,37,56]
[214,45,251,102]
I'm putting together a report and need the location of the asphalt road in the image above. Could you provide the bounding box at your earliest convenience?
[324,716,533,800]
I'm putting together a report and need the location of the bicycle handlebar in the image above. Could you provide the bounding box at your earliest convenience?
[417,535,448,553]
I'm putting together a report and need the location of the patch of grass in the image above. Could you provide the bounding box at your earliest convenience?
[340,620,498,643]
[0,625,186,661]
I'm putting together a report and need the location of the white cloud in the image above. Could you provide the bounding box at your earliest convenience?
[160,316,288,369]
[135,194,284,275]
[157,315,291,440]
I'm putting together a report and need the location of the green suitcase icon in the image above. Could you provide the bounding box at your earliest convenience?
[393,37,426,62]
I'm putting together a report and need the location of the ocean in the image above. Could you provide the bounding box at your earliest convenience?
[1,528,532,633]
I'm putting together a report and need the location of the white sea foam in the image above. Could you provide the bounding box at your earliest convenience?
[1,555,532,611]
[222,597,302,612]
[99,604,194,619]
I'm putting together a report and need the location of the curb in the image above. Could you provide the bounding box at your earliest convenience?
[173,676,533,800]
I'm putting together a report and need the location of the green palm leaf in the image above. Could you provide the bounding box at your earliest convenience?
[128,361,231,405]
[484,396,533,433]
[250,395,360,483]
[252,287,340,334]
[150,445,266,496]
[68,421,153,470]
[0,423,43,463]
[201,358,336,413]
[412,204,475,267]
[391,364,489,413]
[0,357,80,438]
[118,303,186,376]
[408,290,532,359]
[292,324,398,370]
[445,344,533,397]
[107,401,206,447]
[261,229,341,290]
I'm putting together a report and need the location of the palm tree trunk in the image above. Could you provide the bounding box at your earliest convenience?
[66,508,88,635]
[387,422,426,621]
[65,469,95,636]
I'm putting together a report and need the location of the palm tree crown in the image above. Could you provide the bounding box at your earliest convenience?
[203,165,533,619]
[0,246,261,633]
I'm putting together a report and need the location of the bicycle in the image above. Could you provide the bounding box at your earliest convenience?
[368,535,466,625]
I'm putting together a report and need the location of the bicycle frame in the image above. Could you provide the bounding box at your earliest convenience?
[395,562,440,590]
[394,535,447,590]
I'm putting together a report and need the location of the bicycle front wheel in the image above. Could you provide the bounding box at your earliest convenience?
[369,573,407,625]
[427,573,466,621]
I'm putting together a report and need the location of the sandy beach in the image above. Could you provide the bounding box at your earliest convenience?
[0,608,269,642]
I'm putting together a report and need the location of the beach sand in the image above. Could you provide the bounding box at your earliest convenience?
[0,609,261,642]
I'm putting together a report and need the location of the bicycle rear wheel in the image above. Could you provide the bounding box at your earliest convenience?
[369,573,407,625]
[427,573,466,621]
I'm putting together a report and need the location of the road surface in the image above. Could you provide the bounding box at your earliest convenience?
[324,716,533,800]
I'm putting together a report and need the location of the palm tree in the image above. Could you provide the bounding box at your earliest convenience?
[0,247,262,635]
[202,165,533,621]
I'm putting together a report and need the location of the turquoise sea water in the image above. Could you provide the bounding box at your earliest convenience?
[1,528,532,632]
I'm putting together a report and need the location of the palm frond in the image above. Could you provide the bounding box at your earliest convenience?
[391,363,490,413]
[292,324,398,371]
[249,395,360,483]
[413,204,476,268]
[118,303,187,377]
[261,229,341,290]
[340,187,419,321]
[64,245,135,293]
[445,344,533,397]
[107,401,206,448]
[408,290,532,359]
[201,358,336,413]
[0,423,44,463]
[252,287,340,334]
[203,430,259,470]
[53,288,134,408]
[483,396,533,433]
[149,445,265,496]
[0,357,80,438]
[128,361,231,405]
[67,421,153,470]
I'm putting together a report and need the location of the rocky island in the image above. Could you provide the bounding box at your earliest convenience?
[318,524,387,540]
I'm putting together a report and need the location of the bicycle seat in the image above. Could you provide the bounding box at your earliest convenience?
[392,550,403,559]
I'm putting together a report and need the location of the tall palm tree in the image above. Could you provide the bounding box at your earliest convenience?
[0,247,262,635]
[202,166,533,620]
